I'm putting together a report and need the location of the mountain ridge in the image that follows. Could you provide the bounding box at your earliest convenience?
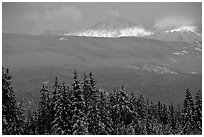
[42,30,68,36]
[40,17,201,50]
[146,25,202,49]
[62,17,201,44]
[65,17,153,37]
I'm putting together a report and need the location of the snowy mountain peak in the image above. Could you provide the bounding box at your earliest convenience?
[164,25,198,34]
[146,25,202,50]
[89,17,138,31]
[65,17,153,38]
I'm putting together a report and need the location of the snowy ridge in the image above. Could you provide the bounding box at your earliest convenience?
[59,38,67,40]
[119,27,153,37]
[57,17,202,53]
[64,17,153,38]
[124,64,178,74]
[65,27,153,38]
[146,25,202,50]
[164,25,201,37]
[165,25,196,33]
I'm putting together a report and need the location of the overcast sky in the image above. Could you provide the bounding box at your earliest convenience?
[2,2,202,35]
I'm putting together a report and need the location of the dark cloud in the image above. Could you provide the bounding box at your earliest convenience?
[2,2,202,34]
[23,6,82,21]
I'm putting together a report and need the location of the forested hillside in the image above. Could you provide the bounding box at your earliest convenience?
[2,68,202,135]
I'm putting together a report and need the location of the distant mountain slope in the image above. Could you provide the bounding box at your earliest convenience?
[3,33,201,74]
[42,30,68,36]
[65,17,153,37]
[146,26,202,49]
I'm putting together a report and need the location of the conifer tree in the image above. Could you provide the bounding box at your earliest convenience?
[156,100,162,123]
[2,68,22,134]
[183,89,195,134]
[24,110,37,134]
[110,87,133,134]
[82,72,106,134]
[37,84,51,134]
[50,77,61,134]
[82,73,91,114]
[194,90,202,134]
[129,92,143,134]
[161,104,169,125]
[89,72,99,103]
[71,71,88,135]
[89,72,96,88]
[137,94,148,120]
[51,82,73,134]
[174,105,183,134]
[169,103,176,130]
[16,99,26,134]
[2,68,202,135]
[98,90,112,134]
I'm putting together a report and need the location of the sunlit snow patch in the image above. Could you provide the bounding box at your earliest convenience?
[59,38,67,40]
[181,50,188,54]
[172,52,184,56]
[195,47,202,52]
[191,72,199,74]
[125,64,178,74]
[165,25,197,33]
[118,27,153,37]
[65,27,153,38]
[142,64,178,74]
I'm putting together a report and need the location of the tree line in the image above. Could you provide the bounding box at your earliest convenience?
[2,67,202,135]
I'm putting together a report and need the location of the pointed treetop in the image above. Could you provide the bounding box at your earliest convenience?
[89,72,96,88]
[121,85,125,91]
[6,68,9,74]
[54,77,58,87]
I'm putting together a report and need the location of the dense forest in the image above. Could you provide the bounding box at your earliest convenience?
[2,67,202,135]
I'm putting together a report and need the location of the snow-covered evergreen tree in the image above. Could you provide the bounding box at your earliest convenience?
[71,71,89,135]
[16,99,26,134]
[37,84,51,134]
[194,90,202,134]
[110,87,133,134]
[169,103,176,130]
[82,72,106,134]
[49,77,59,133]
[82,73,92,114]
[156,100,162,123]
[161,104,169,125]
[2,68,23,134]
[98,90,112,134]
[51,82,73,134]
[2,67,202,135]
[183,89,195,134]
[24,110,38,134]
